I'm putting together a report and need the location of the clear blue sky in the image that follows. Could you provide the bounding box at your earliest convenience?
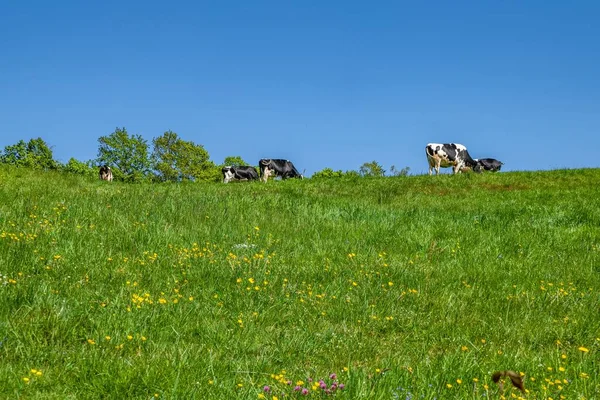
[1,1,599,176]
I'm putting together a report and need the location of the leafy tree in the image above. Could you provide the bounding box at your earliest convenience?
[1,138,58,170]
[64,158,96,178]
[1,140,27,166]
[312,167,345,179]
[151,131,214,182]
[194,163,222,183]
[97,127,151,182]
[359,161,385,177]
[390,165,410,176]
[222,156,248,167]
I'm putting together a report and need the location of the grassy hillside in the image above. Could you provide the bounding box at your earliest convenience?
[1,167,599,399]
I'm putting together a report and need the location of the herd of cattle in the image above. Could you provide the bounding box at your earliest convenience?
[98,143,503,182]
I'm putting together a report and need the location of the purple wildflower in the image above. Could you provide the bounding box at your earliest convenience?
[263,385,271,392]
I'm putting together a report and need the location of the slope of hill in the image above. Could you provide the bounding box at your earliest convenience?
[1,167,599,399]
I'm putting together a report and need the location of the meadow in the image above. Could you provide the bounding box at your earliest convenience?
[0,166,598,399]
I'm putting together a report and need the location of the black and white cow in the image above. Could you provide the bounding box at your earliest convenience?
[474,158,503,172]
[425,143,481,175]
[222,166,259,183]
[99,165,113,181]
[258,159,303,182]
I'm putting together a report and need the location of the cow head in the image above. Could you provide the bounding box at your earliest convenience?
[99,165,113,181]
[222,166,234,183]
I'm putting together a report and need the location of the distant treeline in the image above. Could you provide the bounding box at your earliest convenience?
[0,127,409,182]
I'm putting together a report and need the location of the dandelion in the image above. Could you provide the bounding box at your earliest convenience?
[87,339,96,345]
[446,383,453,389]
[456,379,462,384]
[208,380,214,385]
[22,377,30,383]
[105,336,111,341]
[578,346,589,353]
[127,335,133,340]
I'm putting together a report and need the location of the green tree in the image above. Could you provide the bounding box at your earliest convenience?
[311,167,345,179]
[151,131,214,182]
[1,138,58,170]
[359,161,385,177]
[222,156,248,167]
[390,165,410,176]
[1,140,27,166]
[97,127,151,182]
[64,158,96,178]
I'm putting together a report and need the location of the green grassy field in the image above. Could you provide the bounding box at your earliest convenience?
[1,166,598,399]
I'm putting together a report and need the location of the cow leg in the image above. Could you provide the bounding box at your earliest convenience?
[261,167,271,182]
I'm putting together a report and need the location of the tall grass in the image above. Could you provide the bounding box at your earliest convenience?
[0,166,598,399]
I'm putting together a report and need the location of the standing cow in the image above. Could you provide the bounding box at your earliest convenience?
[475,158,504,172]
[99,165,113,181]
[258,159,303,182]
[222,165,259,183]
[425,143,481,175]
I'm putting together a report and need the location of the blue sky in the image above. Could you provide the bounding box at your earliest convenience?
[1,1,598,176]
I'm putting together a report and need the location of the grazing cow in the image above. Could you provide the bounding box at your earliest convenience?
[425,143,481,175]
[259,159,303,182]
[99,165,113,181]
[222,165,259,183]
[475,158,504,172]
